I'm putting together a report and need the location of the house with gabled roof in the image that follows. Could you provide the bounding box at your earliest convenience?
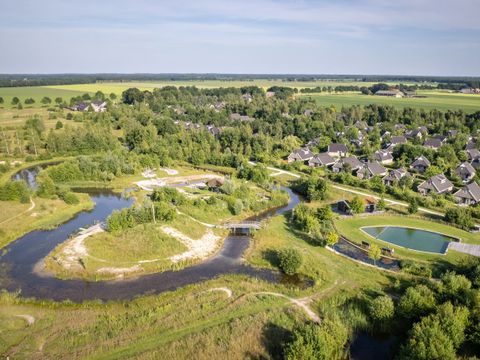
[308,153,336,168]
[90,100,107,113]
[423,138,443,150]
[390,135,407,147]
[383,168,411,187]
[467,148,480,161]
[327,143,349,158]
[357,162,388,180]
[410,155,431,173]
[418,174,454,195]
[287,148,314,163]
[455,162,476,183]
[454,182,480,205]
[332,156,363,174]
[374,150,394,165]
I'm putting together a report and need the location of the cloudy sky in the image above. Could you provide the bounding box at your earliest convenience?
[1,0,479,75]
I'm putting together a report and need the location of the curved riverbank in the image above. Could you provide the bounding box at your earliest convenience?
[0,184,300,302]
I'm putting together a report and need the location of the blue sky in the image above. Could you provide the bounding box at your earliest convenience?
[1,0,479,75]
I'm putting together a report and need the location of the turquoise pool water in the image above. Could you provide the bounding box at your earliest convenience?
[361,226,454,254]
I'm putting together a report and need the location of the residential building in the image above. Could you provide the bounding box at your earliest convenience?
[308,153,336,168]
[327,143,349,158]
[374,150,394,165]
[454,182,480,205]
[332,156,363,173]
[287,148,314,163]
[418,174,454,195]
[423,138,443,150]
[410,155,431,173]
[455,162,476,183]
[90,100,107,112]
[374,90,404,98]
[383,168,411,187]
[357,162,388,180]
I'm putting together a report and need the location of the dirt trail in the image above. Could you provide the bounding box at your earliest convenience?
[209,287,233,297]
[135,174,223,191]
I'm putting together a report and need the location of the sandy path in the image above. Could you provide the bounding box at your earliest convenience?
[162,226,221,263]
[15,314,35,326]
[209,287,233,297]
[160,168,179,175]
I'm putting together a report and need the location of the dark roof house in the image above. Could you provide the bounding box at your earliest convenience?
[423,138,443,150]
[455,162,476,183]
[287,148,314,163]
[357,162,388,180]
[454,182,480,205]
[327,143,349,158]
[410,156,431,173]
[308,153,336,167]
[418,174,454,195]
[383,168,411,186]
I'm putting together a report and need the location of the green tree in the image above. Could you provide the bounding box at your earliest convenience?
[377,197,386,211]
[285,317,348,360]
[0,97,4,104]
[369,243,382,265]
[55,97,63,105]
[369,295,394,325]
[11,97,20,105]
[349,196,364,214]
[398,284,436,321]
[24,98,35,104]
[55,121,63,129]
[399,317,456,360]
[326,232,339,246]
[41,96,52,105]
[278,248,303,275]
[408,198,418,214]
[109,93,117,100]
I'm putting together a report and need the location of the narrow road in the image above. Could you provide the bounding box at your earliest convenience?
[0,197,36,226]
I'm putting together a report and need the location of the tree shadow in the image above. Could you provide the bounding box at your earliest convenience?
[260,322,293,360]
[262,248,280,267]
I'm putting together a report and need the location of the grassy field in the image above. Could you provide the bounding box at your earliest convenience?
[300,91,480,112]
[0,194,94,249]
[334,214,479,265]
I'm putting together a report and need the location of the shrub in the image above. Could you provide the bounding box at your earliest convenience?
[278,248,303,275]
[369,295,394,323]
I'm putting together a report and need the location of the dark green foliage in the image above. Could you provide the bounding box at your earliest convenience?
[237,163,270,185]
[369,295,394,322]
[444,207,474,230]
[55,121,63,129]
[399,259,432,277]
[349,196,364,214]
[150,187,186,205]
[107,202,175,232]
[292,176,327,201]
[398,284,436,321]
[284,317,348,360]
[122,88,145,104]
[278,248,302,275]
[0,180,30,203]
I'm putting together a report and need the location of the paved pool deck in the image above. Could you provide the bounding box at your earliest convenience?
[448,242,480,257]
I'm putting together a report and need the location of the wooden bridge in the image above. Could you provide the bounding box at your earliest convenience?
[223,221,262,234]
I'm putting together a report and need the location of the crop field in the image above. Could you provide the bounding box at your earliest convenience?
[300,91,480,112]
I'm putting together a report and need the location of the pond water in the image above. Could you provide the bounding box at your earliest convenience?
[362,226,453,254]
[1,165,303,302]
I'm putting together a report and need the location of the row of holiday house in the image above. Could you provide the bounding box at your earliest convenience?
[287,143,480,206]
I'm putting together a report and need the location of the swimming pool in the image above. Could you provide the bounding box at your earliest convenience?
[361,226,456,254]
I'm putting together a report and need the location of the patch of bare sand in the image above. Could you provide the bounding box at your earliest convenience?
[161,226,221,263]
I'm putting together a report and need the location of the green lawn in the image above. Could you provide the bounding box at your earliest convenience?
[334,214,479,265]
[300,91,480,112]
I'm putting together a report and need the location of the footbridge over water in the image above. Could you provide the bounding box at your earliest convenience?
[224,221,262,235]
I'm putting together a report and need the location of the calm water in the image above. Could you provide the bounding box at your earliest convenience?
[362,226,453,254]
[1,167,301,301]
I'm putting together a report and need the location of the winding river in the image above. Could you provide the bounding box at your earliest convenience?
[0,165,300,302]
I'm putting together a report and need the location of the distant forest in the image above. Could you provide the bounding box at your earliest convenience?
[0,73,479,88]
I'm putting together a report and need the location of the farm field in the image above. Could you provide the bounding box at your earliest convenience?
[300,91,480,112]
